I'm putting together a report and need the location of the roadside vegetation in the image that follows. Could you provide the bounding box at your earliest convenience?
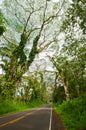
[0,74,47,115]
[0,98,45,115]
[54,94,86,130]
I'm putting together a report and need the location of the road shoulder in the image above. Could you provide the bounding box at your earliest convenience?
[51,109,67,130]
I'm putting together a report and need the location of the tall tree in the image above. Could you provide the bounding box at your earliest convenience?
[60,0,86,97]
[0,9,6,35]
[0,0,65,98]
[48,56,70,101]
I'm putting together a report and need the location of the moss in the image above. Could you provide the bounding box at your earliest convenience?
[0,25,6,35]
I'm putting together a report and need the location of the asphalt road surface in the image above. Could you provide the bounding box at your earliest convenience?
[0,105,52,130]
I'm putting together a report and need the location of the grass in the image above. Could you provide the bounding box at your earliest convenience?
[54,94,86,130]
[0,99,45,115]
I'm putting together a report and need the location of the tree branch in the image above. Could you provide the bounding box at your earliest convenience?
[44,0,65,25]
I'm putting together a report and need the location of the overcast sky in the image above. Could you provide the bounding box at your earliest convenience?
[0,0,2,4]
[0,0,59,4]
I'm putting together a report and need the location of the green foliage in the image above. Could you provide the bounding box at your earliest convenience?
[0,25,6,35]
[61,0,86,34]
[28,35,40,64]
[52,86,66,104]
[0,10,6,35]
[0,98,45,115]
[27,75,46,102]
[27,100,45,108]
[0,99,17,115]
[0,76,15,100]
[55,95,86,130]
[61,39,86,97]
[59,0,86,101]
[0,33,40,99]
[0,9,4,24]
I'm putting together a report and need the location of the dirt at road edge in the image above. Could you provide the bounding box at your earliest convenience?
[51,109,67,130]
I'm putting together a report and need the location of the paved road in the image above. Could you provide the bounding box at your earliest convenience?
[0,105,52,130]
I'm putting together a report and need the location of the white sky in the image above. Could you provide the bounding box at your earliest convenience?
[0,0,2,4]
[0,0,59,4]
[52,0,59,2]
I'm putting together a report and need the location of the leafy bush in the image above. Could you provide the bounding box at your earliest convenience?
[0,98,45,115]
[55,95,86,130]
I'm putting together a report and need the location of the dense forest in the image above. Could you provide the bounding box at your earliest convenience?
[0,0,86,130]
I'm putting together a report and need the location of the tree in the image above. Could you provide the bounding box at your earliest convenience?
[0,0,66,99]
[48,56,70,101]
[0,0,46,98]
[61,0,86,34]
[59,0,86,98]
[0,10,6,35]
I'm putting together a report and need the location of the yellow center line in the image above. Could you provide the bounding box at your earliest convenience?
[0,107,50,128]
[9,116,25,124]
[0,122,9,127]
[0,110,37,128]
[0,115,25,127]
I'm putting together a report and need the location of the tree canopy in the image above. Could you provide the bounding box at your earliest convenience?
[0,0,86,101]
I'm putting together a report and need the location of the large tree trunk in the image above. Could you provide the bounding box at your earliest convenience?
[63,80,70,101]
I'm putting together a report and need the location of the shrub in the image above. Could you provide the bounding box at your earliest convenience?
[55,94,86,130]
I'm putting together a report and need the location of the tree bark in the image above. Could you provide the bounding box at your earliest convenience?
[63,80,70,101]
